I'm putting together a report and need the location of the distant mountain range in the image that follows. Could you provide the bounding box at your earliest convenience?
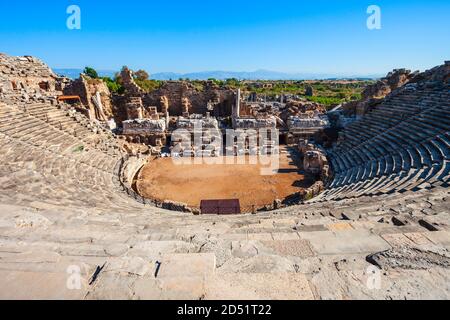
[54,69,117,79]
[151,70,382,81]
[54,68,382,81]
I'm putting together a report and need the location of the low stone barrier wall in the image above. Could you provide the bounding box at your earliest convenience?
[114,155,149,205]
[116,155,196,213]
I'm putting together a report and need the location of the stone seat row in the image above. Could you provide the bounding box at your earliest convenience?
[334,103,449,162]
[1,103,120,161]
[0,122,144,211]
[337,101,450,152]
[320,87,450,202]
[19,102,122,156]
[326,132,449,199]
[341,87,449,126]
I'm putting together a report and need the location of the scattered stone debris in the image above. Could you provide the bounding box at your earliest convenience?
[367,247,450,270]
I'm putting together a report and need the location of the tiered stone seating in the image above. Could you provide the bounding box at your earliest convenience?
[0,129,448,301]
[0,185,449,300]
[314,85,450,202]
[0,102,142,211]
[1,55,449,300]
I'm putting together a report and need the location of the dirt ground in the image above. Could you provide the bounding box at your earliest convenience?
[136,148,314,210]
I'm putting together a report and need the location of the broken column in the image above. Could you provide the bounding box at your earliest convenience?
[181,97,191,117]
[91,91,108,122]
[160,95,170,129]
[233,88,241,119]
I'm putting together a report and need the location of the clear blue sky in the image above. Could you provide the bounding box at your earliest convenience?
[0,0,448,75]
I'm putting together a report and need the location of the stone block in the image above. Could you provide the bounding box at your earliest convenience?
[299,230,391,255]
[0,270,88,300]
[271,232,300,240]
[327,222,354,232]
[105,257,151,276]
[424,231,450,249]
[295,224,328,232]
[404,232,434,246]
[220,233,249,241]
[341,212,362,221]
[247,233,273,241]
[159,276,206,300]
[381,233,415,247]
[261,240,315,258]
[157,253,216,279]
[231,241,265,258]
[133,276,208,300]
[205,273,314,300]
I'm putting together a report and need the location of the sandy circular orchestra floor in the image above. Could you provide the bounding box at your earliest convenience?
[136,148,315,210]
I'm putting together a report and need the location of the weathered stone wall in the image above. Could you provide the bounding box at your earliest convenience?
[141,81,235,117]
[0,53,66,102]
[342,68,418,116]
[299,142,330,179]
[281,100,326,122]
[121,67,144,96]
[342,63,450,117]
[125,97,144,120]
[64,75,113,121]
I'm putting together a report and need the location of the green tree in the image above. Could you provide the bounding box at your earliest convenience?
[83,67,98,79]
[102,77,124,94]
[225,78,240,88]
[134,69,150,81]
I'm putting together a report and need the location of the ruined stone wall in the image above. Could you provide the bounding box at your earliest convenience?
[141,81,235,117]
[342,68,418,116]
[281,100,326,122]
[64,75,113,121]
[112,81,235,125]
[0,53,66,102]
[121,67,144,96]
[299,142,330,180]
[342,63,450,117]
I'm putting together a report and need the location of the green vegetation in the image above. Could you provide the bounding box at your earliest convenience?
[225,78,240,88]
[83,67,98,79]
[123,68,162,93]
[82,66,124,94]
[240,80,372,108]
[191,80,206,91]
[305,96,343,106]
[103,76,124,94]
[79,66,370,109]
[134,78,162,92]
